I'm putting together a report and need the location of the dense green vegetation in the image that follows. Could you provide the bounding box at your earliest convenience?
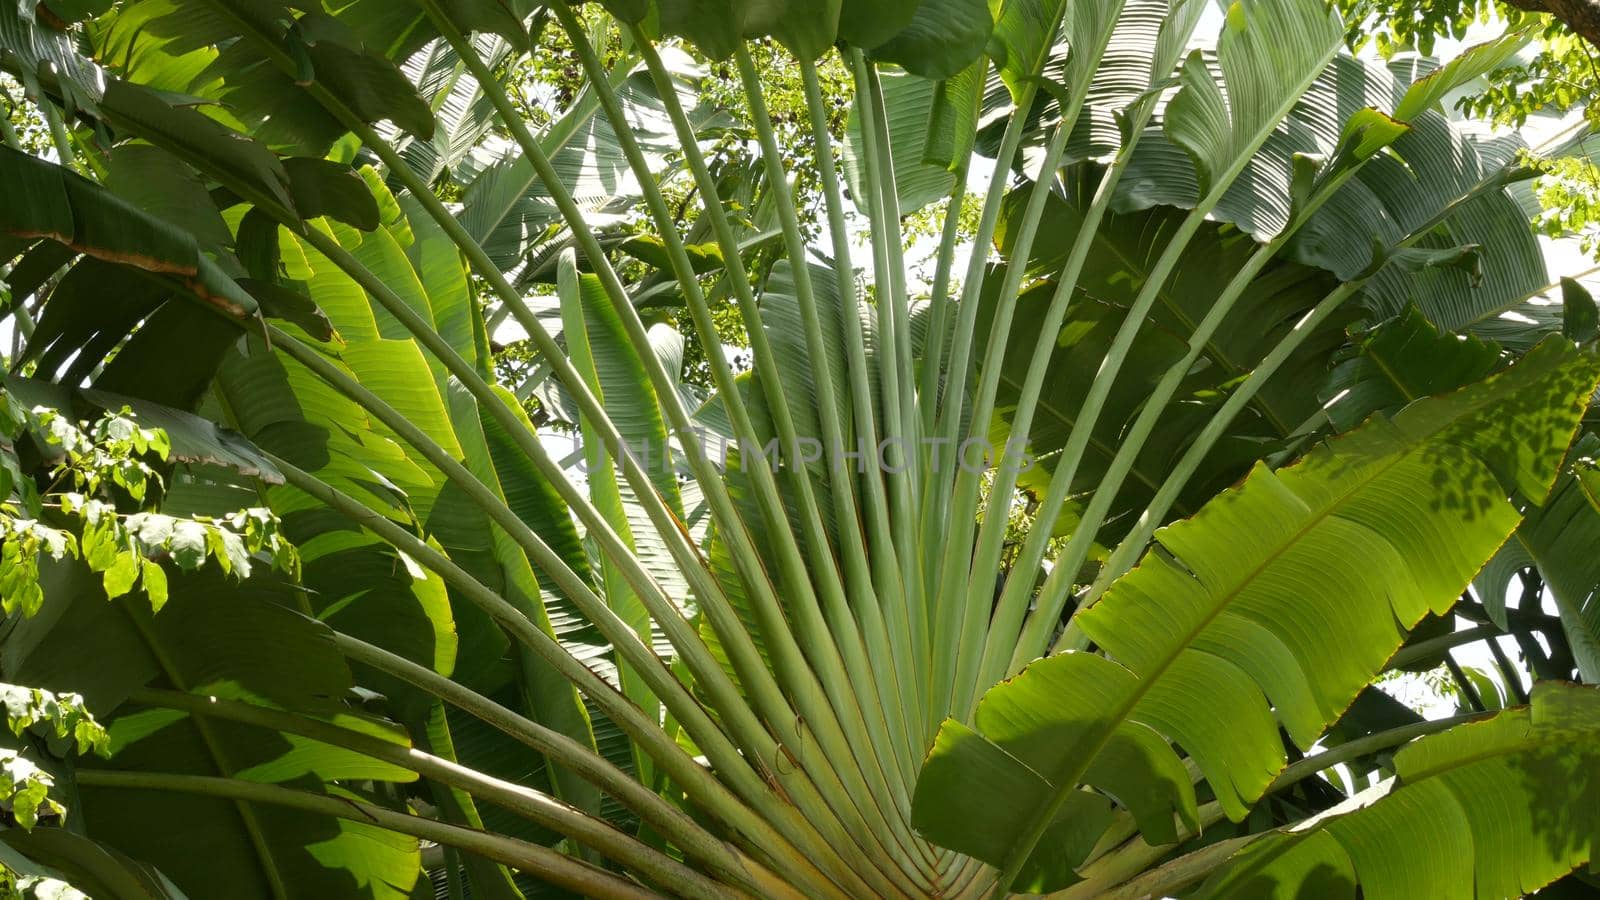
[1,1,1599,898]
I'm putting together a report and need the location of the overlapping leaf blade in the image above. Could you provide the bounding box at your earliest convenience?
[1197,683,1600,899]
[915,339,1600,883]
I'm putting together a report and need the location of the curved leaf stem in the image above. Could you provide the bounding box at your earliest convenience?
[552,24,924,832]
[850,51,923,569]
[920,83,1041,739]
[973,68,1210,686]
[731,44,925,816]
[1074,169,1521,625]
[128,688,735,898]
[579,28,927,889]
[541,8,872,792]
[213,0,834,848]
[1093,834,1258,900]
[265,453,855,899]
[287,229,754,728]
[309,201,888,886]
[917,76,982,436]
[335,635,815,899]
[189,5,900,873]
[72,770,657,900]
[945,0,1142,715]
[177,0,833,822]
[797,55,926,767]
[1384,623,1517,671]
[1008,156,1371,669]
[968,144,1145,695]
[254,321,867,880]
[1271,711,1489,794]
[409,9,917,882]
[545,13,927,872]
[0,101,21,149]
[858,49,958,744]
[842,45,937,777]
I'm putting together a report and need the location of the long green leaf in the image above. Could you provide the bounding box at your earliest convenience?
[915,338,1600,888]
[1197,682,1600,899]
[6,563,420,900]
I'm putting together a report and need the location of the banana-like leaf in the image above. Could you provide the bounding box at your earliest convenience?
[650,1,743,60]
[17,253,238,410]
[1482,436,1600,682]
[989,33,1558,537]
[103,144,234,249]
[990,190,1348,540]
[989,0,1066,102]
[836,0,919,50]
[0,1,105,114]
[692,256,876,682]
[1391,27,1532,122]
[1318,308,1508,433]
[393,36,512,188]
[652,0,843,61]
[96,78,299,224]
[0,827,192,899]
[1197,682,1600,899]
[844,69,957,215]
[557,250,683,784]
[457,55,706,274]
[1311,312,1599,678]
[282,158,381,232]
[0,148,256,318]
[868,0,992,81]
[407,702,526,900]
[215,202,612,821]
[88,0,435,155]
[1047,26,1548,340]
[3,562,421,900]
[7,0,1595,895]
[1162,0,1343,194]
[914,339,1600,885]
[1565,277,1599,343]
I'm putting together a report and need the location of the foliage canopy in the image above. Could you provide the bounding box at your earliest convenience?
[1,1,1599,898]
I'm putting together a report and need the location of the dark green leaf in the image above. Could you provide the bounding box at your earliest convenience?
[1562,277,1598,343]
[869,0,993,81]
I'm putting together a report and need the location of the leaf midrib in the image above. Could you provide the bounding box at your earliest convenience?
[120,602,292,900]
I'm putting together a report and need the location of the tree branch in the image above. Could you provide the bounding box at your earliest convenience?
[1504,0,1600,50]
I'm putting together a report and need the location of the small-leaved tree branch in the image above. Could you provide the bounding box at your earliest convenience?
[1505,0,1600,49]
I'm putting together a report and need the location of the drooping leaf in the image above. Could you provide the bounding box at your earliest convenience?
[989,0,1067,102]
[103,143,234,249]
[868,0,992,81]
[4,562,420,900]
[3,378,283,482]
[0,826,192,899]
[1319,308,1508,432]
[915,339,1600,882]
[285,13,435,140]
[1563,277,1599,343]
[1391,27,1532,123]
[836,0,920,50]
[98,78,299,224]
[1163,0,1344,195]
[1197,683,1600,899]
[0,148,257,318]
[283,158,381,232]
[1497,436,1600,683]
